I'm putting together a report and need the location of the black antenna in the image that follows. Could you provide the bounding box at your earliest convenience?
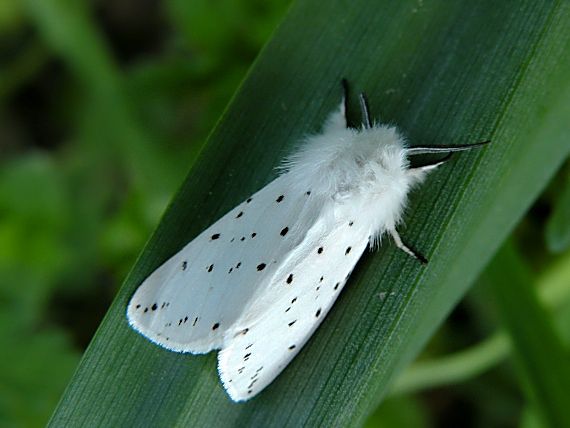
[358,92,372,129]
[341,78,350,129]
[407,140,491,155]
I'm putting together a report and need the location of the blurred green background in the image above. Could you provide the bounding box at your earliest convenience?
[1,1,569,427]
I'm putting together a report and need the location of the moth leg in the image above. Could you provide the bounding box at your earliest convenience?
[408,152,453,173]
[358,92,372,129]
[389,229,428,265]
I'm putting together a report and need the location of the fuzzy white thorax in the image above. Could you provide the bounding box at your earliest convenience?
[282,115,428,244]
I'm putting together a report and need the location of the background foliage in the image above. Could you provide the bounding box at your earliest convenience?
[0,0,569,427]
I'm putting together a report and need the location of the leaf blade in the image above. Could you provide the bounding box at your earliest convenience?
[485,243,570,428]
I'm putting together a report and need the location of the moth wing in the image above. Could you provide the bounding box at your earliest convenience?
[218,215,370,400]
[127,175,319,353]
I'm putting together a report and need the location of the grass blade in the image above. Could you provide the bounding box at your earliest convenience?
[485,243,570,427]
[547,170,570,253]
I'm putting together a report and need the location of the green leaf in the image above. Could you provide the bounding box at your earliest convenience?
[0,318,79,428]
[23,0,182,197]
[50,0,570,426]
[485,243,570,428]
[391,248,570,396]
[546,169,570,253]
[364,396,428,428]
[0,155,80,426]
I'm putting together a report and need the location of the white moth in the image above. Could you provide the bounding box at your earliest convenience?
[127,80,488,401]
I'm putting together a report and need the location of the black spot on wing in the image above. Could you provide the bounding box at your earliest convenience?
[286,274,293,284]
[257,263,266,271]
[280,227,289,236]
[211,233,220,240]
[212,323,220,330]
[276,195,284,203]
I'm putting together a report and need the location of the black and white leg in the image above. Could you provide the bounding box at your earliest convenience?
[408,152,453,173]
[389,229,428,264]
